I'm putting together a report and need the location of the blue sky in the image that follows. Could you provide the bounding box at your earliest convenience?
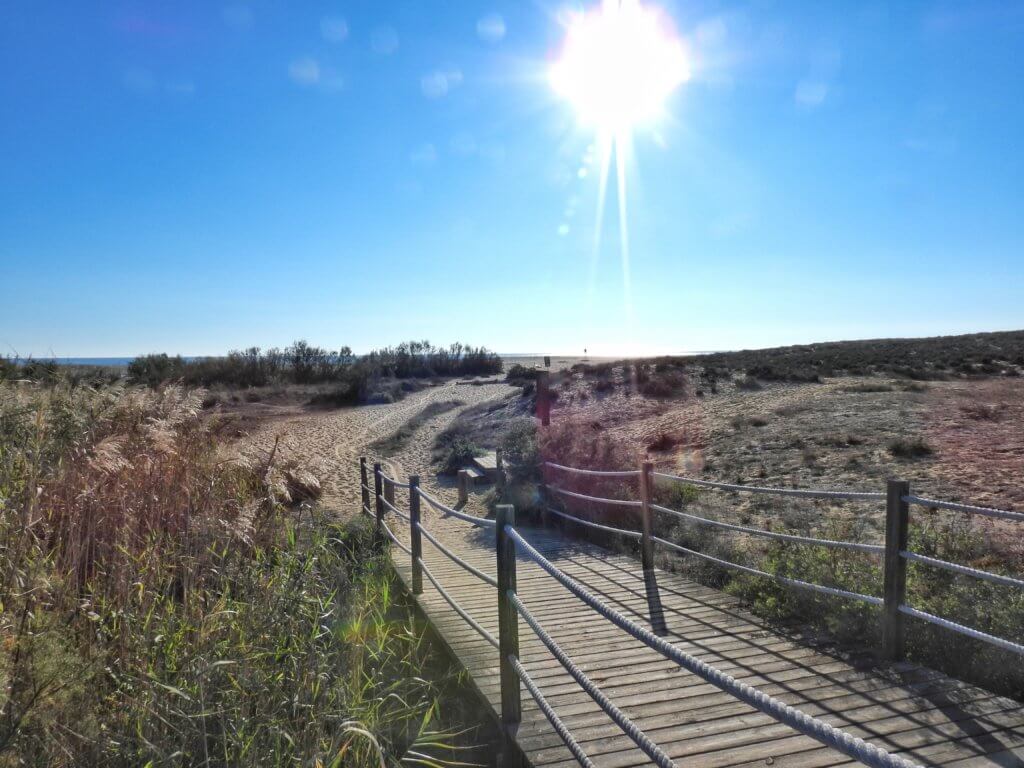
[2,1,1022,357]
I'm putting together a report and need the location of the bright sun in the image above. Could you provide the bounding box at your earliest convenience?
[550,0,689,132]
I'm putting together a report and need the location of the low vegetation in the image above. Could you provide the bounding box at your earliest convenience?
[504,417,1024,700]
[0,382,487,765]
[128,340,501,390]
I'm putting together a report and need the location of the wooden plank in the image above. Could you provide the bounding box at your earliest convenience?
[389,521,1024,768]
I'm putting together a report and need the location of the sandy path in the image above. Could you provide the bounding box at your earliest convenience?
[244,379,515,528]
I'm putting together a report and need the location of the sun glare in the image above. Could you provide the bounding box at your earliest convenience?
[550,0,689,132]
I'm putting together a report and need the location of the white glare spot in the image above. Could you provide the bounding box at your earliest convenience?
[421,67,462,99]
[372,26,399,55]
[477,13,506,43]
[578,167,588,179]
[289,57,320,85]
[320,17,348,43]
[558,224,570,236]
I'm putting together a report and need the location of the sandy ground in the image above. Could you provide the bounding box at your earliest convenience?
[240,368,1022,562]
[243,379,515,521]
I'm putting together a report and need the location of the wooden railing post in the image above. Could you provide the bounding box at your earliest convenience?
[639,461,667,636]
[457,469,470,507]
[409,475,422,595]
[384,475,395,509]
[538,371,551,427]
[495,449,506,495]
[373,462,384,535]
[496,504,522,766]
[538,463,549,528]
[883,479,910,660]
[359,457,370,515]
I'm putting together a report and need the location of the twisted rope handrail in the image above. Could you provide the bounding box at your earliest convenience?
[416,522,498,588]
[651,503,884,554]
[546,506,642,539]
[507,526,919,768]
[379,495,410,523]
[381,473,411,489]
[512,592,676,768]
[903,495,1024,523]
[654,471,885,501]
[417,488,497,529]
[379,516,411,556]
[898,604,1024,656]
[901,550,1024,590]
[545,461,640,478]
[511,656,596,768]
[652,535,882,605]
[548,485,642,508]
[418,557,498,648]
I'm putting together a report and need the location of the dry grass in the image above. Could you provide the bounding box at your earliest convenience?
[0,382,482,765]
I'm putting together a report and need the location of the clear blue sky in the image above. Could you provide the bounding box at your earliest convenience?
[2,2,1022,357]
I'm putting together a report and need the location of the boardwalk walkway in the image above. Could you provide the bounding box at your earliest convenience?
[384,515,1024,768]
[362,455,1024,768]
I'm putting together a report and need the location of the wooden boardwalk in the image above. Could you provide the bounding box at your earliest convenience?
[390,520,1024,768]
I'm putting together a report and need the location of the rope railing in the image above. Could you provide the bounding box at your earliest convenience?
[898,604,1024,657]
[651,503,885,554]
[654,471,885,501]
[380,495,410,523]
[379,516,411,556]
[545,506,642,539]
[510,656,596,768]
[900,550,1024,590]
[359,456,1020,768]
[507,525,920,768]
[511,592,676,768]
[416,521,498,588]
[418,557,498,648]
[652,535,883,606]
[381,473,411,489]
[548,485,642,508]
[416,488,497,529]
[545,461,640,478]
[903,495,1024,523]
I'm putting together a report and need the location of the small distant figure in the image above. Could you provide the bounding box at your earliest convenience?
[544,355,550,367]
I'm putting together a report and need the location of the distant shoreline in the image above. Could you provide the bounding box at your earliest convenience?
[24,352,721,367]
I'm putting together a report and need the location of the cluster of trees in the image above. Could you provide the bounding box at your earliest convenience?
[363,341,501,379]
[127,340,502,391]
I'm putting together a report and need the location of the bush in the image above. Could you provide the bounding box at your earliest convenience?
[129,341,501,393]
[506,364,540,382]
[435,435,483,474]
[128,353,185,386]
[500,420,539,482]
[888,436,934,458]
[735,375,762,391]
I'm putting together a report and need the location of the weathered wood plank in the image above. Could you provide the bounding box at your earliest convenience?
[391,522,1024,768]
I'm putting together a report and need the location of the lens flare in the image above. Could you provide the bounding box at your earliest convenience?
[550,1,688,326]
[550,0,689,131]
